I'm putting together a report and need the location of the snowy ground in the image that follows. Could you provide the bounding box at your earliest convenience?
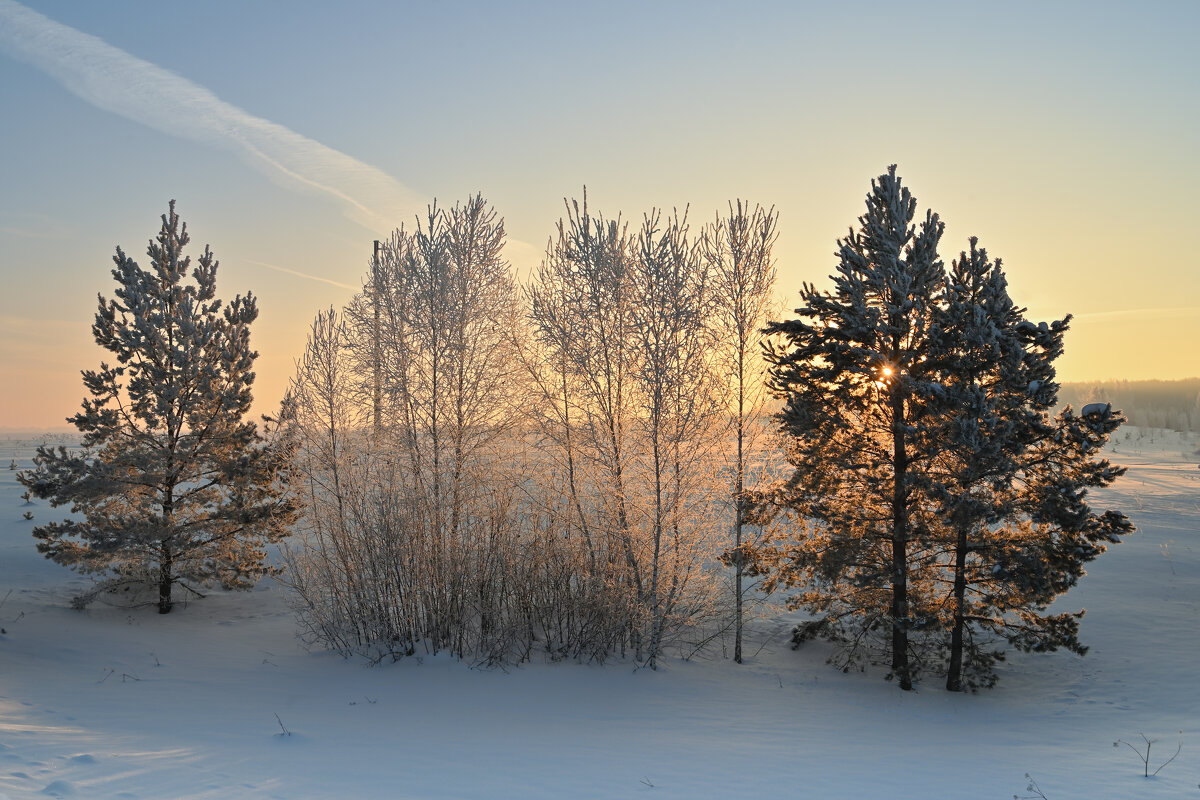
[1,428,1197,799]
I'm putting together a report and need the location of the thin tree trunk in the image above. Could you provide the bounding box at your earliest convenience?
[561,358,595,572]
[373,254,382,435]
[158,543,173,614]
[890,383,912,691]
[648,410,663,670]
[734,349,745,664]
[946,523,969,691]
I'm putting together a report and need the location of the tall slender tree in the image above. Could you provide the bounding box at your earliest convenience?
[926,238,1057,689]
[528,193,645,654]
[704,200,778,664]
[756,166,945,690]
[20,201,295,613]
[526,192,730,666]
[287,194,531,660]
[928,240,1134,688]
[629,207,721,668]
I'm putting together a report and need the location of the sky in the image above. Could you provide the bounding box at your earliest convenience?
[1,0,1198,430]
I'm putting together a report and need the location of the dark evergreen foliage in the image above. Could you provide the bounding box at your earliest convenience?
[19,201,296,614]
[754,168,1133,690]
[755,166,945,690]
[926,239,1131,690]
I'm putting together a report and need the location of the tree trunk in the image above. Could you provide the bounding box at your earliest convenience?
[946,524,969,691]
[890,384,912,690]
[734,402,745,665]
[160,487,175,615]
[648,418,663,670]
[158,544,173,614]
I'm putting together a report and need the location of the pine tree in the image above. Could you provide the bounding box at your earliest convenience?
[756,166,945,690]
[923,238,1134,690]
[19,201,295,614]
[926,238,1057,689]
[756,169,1135,691]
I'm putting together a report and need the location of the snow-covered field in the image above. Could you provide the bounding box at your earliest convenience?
[1,428,1197,799]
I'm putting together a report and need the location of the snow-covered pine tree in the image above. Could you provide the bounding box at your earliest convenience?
[754,166,945,690]
[925,239,1134,690]
[926,238,1056,690]
[19,201,295,614]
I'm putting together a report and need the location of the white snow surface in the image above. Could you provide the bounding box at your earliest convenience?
[1,427,1198,799]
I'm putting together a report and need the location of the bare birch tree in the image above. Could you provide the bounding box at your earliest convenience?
[289,191,742,666]
[527,192,644,656]
[704,200,779,663]
[629,208,724,668]
[287,194,530,662]
[527,194,728,667]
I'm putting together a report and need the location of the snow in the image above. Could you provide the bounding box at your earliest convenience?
[1,428,1198,799]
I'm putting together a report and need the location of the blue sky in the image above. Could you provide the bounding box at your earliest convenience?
[2,0,1198,428]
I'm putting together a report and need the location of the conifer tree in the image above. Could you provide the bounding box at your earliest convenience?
[756,166,944,690]
[1005,400,1134,652]
[19,201,295,614]
[923,238,1134,690]
[926,238,1059,689]
[756,170,1134,691]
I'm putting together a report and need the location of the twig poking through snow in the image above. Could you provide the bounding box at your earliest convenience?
[1114,731,1182,777]
[1014,772,1049,799]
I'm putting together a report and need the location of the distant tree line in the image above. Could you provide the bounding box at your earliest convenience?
[1059,379,1200,434]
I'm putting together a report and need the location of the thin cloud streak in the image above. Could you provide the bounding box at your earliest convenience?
[1071,307,1200,323]
[0,226,61,240]
[242,259,358,291]
[0,0,423,233]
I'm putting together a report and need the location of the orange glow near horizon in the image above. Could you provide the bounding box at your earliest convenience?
[1,2,1198,431]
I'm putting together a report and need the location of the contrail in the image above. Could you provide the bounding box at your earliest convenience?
[242,259,359,291]
[0,0,424,233]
